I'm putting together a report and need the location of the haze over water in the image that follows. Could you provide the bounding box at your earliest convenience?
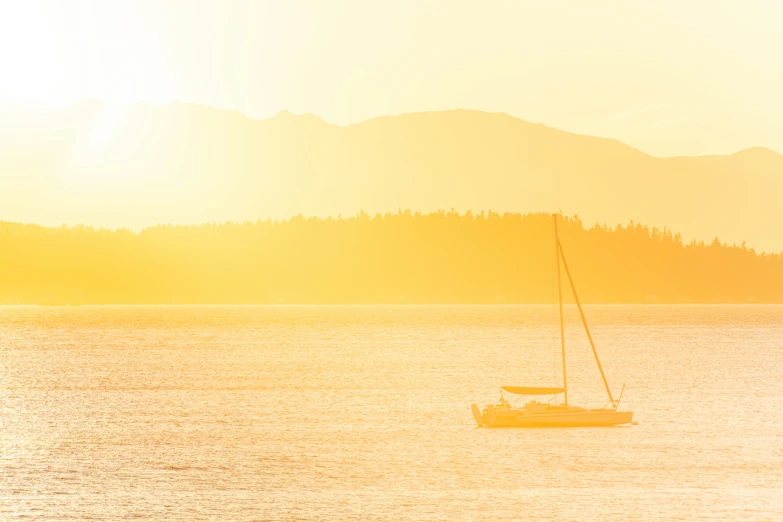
[2,305,781,520]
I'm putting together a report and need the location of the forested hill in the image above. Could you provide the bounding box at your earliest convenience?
[0,212,781,304]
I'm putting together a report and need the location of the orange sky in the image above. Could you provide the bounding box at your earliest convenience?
[2,0,782,157]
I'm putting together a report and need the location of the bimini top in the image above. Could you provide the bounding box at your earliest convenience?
[501,386,565,395]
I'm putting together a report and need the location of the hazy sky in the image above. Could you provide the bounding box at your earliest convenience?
[2,0,781,156]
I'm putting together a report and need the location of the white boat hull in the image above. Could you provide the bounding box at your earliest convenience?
[473,404,633,428]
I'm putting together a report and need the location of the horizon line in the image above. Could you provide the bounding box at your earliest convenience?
[2,302,779,307]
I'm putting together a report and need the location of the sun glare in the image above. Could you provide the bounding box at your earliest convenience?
[84,102,131,150]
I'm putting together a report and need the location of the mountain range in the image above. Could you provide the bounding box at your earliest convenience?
[1,99,782,251]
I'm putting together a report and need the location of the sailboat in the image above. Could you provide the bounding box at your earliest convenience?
[471,214,634,428]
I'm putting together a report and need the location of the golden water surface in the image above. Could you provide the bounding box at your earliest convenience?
[1,305,781,520]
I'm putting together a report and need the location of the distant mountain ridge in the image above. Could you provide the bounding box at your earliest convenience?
[1,100,781,251]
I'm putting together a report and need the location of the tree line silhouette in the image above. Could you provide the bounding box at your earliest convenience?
[0,211,780,304]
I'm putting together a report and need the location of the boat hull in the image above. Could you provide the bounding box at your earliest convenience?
[473,404,633,428]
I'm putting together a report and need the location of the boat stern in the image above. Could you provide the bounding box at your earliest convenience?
[471,404,484,427]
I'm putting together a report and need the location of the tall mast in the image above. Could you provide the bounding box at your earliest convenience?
[555,229,616,406]
[553,214,568,405]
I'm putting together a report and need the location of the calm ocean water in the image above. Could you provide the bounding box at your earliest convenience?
[1,305,781,520]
